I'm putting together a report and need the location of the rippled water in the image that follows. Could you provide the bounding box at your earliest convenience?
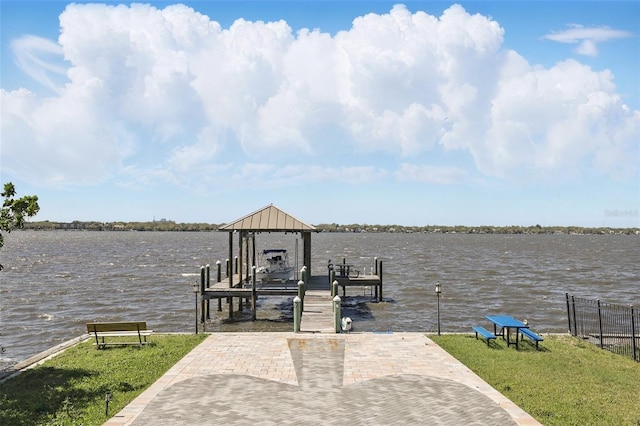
[1,231,638,369]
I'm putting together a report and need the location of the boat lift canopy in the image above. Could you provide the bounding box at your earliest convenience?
[218,204,317,286]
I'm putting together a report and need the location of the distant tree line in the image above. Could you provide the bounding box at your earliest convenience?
[314,223,639,235]
[22,220,639,235]
[24,220,219,232]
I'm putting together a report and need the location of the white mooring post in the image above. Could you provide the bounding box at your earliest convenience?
[293,296,302,332]
[333,295,341,333]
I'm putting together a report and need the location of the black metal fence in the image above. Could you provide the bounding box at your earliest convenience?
[566,293,639,362]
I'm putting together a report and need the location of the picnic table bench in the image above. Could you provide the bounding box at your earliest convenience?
[86,321,152,349]
[519,327,544,348]
[472,326,496,346]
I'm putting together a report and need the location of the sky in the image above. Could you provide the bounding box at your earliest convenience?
[1,1,639,227]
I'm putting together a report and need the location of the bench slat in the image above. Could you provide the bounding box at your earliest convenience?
[92,331,153,337]
[87,322,148,333]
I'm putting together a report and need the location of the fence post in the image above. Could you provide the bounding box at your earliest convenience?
[565,293,572,334]
[571,295,577,336]
[631,305,638,362]
[597,299,604,349]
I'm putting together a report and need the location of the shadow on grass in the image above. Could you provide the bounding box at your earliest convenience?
[518,339,551,352]
[466,334,550,352]
[0,366,99,426]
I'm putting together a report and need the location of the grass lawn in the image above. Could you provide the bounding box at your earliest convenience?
[431,334,640,426]
[0,334,206,426]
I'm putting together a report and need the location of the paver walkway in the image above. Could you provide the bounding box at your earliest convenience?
[104,333,540,426]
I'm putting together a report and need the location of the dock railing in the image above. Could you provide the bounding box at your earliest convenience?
[566,293,639,362]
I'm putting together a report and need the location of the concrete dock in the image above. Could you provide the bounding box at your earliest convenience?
[104,332,540,425]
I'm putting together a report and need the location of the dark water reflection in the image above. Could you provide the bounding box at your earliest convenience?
[1,231,637,368]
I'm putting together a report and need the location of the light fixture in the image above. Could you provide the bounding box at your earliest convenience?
[193,283,199,335]
[435,281,442,336]
[105,391,112,416]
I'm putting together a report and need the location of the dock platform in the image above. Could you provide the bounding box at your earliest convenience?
[300,290,336,333]
[196,259,383,325]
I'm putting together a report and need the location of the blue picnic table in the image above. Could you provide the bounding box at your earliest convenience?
[485,315,529,349]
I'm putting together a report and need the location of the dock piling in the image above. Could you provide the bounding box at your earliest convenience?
[329,269,335,295]
[205,264,210,319]
[378,261,383,302]
[333,295,341,333]
[199,266,205,323]
[216,261,222,311]
[251,266,257,320]
[298,280,305,311]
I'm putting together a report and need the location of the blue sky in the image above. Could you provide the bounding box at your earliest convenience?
[1,1,638,227]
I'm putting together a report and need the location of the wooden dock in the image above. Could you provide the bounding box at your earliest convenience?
[299,290,336,333]
[195,259,383,328]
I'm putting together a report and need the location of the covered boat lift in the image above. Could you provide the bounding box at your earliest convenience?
[218,204,317,286]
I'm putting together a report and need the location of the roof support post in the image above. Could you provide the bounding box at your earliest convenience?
[228,231,233,288]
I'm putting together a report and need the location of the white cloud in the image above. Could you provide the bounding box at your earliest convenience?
[1,3,637,193]
[396,163,468,184]
[542,24,634,57]
[481,58,639,178]
[10,35,67,93]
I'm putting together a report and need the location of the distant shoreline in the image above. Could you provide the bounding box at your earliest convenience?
[21,220,640,235]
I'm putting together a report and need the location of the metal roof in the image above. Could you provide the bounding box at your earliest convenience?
[219,204,316,232]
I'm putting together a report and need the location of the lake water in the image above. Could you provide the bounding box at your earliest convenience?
[1,231,638,370]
